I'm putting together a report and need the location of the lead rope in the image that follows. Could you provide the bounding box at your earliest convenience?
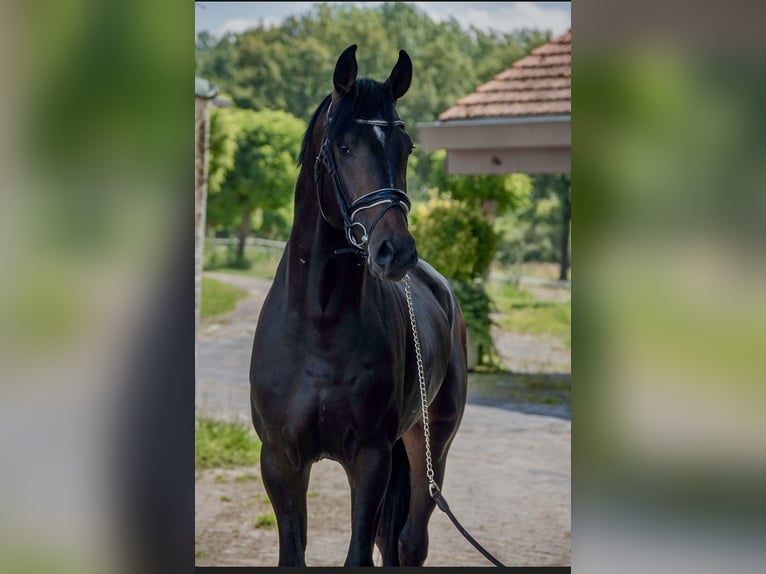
[402,273,507,568]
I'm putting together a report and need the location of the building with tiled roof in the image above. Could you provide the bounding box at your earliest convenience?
[418,30,570,174]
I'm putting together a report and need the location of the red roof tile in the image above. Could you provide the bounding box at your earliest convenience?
[439,30,571,121]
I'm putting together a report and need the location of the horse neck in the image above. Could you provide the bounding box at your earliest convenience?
[285,162,369,317]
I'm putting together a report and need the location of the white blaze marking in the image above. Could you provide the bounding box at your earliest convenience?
[372,125,395,186]
[373,125,386,147]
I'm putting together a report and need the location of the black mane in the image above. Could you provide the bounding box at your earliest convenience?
[297,94,331,166]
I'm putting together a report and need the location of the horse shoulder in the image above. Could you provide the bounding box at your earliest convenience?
[410,259,458,327]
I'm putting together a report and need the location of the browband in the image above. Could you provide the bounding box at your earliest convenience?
[354,118,405,127]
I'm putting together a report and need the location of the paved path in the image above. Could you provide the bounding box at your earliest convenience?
[195,272,571,567]
[195,405,571,567]
[196,272,272,423]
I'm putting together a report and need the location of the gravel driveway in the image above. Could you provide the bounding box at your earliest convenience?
[195,272,571,567]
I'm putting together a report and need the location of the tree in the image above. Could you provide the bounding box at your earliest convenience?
[206,107,306,261]
[206,103,239,198]
[532,174,571,281]
[195,32,237,89]
[494,174,571,279]
[195,3,549,202]
[194,3,548,131]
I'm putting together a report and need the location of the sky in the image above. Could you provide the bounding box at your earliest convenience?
[195,2,571,38]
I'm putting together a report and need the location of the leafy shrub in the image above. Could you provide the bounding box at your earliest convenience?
[410,193,499,281]
[410,193,501,368]
[450,279,501,368]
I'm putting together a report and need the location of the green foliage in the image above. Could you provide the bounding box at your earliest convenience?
[205,107,305,235]
[206,105,240,196]
[451,279,501,367]
[410,193,498,282]
[495,174,571,265]
[251,204,294,241]
[195,418,262,469]
[410,194,501,367]
[196,4,548,124]
[200,277,248,319]
[195,3,550,196]
[429,149,533,217]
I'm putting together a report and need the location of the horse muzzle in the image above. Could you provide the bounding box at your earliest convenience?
[369,233,418,281]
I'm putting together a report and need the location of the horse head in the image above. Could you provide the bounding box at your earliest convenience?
[314,44,418,281]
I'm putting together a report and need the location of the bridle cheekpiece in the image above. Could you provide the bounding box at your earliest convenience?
[313,103,411,253]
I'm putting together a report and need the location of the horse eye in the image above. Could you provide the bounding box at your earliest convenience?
[338,143,351,156]
[407,144,415,156]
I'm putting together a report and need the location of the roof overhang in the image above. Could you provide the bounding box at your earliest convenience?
[417,115,570,175]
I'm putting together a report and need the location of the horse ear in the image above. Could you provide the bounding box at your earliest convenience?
[384,49,412,100]
[333,44,358,95]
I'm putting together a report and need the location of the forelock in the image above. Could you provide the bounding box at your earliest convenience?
[327,78,399,142]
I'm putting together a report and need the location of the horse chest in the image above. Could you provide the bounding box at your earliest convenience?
[298,349,394,413]
[293,324,401,434]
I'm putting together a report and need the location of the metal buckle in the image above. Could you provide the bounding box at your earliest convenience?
[346,221,369,249]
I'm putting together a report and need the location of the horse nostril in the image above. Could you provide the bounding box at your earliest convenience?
[375,240,395,267]
[404,245,418,268]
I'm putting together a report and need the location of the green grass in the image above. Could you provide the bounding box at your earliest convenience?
[195,550,208,559]
[255,512,277,529]
[487,281,535,304]
[200,277,248,319]
[468,371,571,407]
[195,418,262,470]
[518,262,567,281]
[487,281,571,347]
[233,472,259,483]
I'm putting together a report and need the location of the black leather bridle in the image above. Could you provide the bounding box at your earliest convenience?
[313,103,412,253]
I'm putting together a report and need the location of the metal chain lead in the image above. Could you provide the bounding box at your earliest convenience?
[403,274,506,567]
[403,273,438,497]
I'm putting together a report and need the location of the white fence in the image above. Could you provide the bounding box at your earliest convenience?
[209,237,286,250]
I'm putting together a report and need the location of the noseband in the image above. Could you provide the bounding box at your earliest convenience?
[313,104,411,253]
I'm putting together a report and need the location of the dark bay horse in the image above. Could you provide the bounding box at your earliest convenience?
[249,44,468,567]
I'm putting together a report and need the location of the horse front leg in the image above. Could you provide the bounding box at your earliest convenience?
[399,415,461,566]
[344,445,392,566]
[259,443,311,566]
